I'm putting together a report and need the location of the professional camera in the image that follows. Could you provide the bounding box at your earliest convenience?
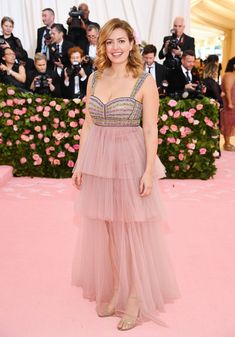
[68,6,83,18]
[67,62,82,77]
[0,37,6,45]
[50,47,62,63]
[35,74,49,88]
[44,31,52,43]
[158,80,169,97]
[168,29,179,50]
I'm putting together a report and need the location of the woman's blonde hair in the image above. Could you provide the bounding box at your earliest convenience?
[94,18,143,78]
[203,63,218,80]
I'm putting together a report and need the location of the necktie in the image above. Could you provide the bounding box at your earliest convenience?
[185,71,191,82]
[56,44,60,53]
[148,67,152,74]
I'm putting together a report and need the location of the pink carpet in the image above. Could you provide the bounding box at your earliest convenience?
[0,151,235,337]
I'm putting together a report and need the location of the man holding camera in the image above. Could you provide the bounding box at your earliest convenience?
[35,8,55,55]
[166,50,203,96]
[62,46,89,99]
[159,16,195,71]
[26,53,61,97]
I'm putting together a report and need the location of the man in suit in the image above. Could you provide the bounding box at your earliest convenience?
[35,8,55,55]
[49,23,74,76]
[142,44,167,92]
[159,16,195,70]
[166,50,200,95]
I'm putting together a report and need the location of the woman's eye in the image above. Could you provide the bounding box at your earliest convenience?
[119,40,126,43]
[106,41,112,45]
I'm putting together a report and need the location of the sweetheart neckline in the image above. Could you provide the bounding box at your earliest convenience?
[90,95,143,106]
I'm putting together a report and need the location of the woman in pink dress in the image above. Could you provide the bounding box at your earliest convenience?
[72,18,180,331]
[221,57,235,151]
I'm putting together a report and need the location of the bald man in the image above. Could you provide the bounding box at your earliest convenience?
[159,16,195,70]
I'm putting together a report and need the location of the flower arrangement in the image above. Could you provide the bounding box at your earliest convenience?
[157,97,220,179]
[0,83,219,179]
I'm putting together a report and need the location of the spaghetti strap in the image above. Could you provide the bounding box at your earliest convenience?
[130,72,150,99]
[90,71,97,95]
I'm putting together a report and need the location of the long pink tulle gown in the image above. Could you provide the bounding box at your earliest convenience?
[221,82,235,137]
[72,72,180,325]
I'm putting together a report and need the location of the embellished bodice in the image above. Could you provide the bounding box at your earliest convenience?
[88,72,150,127]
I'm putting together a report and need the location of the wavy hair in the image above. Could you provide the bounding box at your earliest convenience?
[225,57,235,72]
[94,18,143,78]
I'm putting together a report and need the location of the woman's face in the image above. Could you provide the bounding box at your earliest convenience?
[105,28,133,65]
[3,49,16,64]
[2,21,13,36]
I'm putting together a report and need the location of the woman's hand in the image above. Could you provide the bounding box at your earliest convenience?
[228,103,234,109]
[72,171,82,189]
[139,171,153,197]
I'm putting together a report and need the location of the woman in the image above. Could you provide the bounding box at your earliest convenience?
[203,62,223,106]
[0,16,28,65]
[0,47,26,88]
[220,57,235,151]
[72,18,180,330]
[62,46,90,99]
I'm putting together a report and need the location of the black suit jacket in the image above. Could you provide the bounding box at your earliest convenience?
[159,33,195,68]
[153,61,167,88]
[166,66,200,94]
[48,39,74,70]
[61,70,88,99]
[35,26,48,53]
[25,69,62,97]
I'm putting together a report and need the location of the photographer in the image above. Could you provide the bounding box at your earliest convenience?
[159,17,195,71]
[166,50,205,98]
[0,47,26,89]
[66,3,99,53]
[26,53,61,97]
[48,23,74,75]
[35,8,55,55]
[62,46,89,99]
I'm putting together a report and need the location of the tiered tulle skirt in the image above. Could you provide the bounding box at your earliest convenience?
[72,125,180,324]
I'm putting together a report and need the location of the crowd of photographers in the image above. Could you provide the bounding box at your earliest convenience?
[0,8,222,104]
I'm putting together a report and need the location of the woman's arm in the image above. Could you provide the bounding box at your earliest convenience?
[140,75,159,197]
[9,64,26,83]
[223,73,235,108]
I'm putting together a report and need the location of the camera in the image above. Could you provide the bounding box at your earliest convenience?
[50,46,62,63]
[44,31,51,42]
[68,6,83,18]
[168,29,179,50]
[0,37,6,45]
[35,74,49,88]
[67,62,82,77]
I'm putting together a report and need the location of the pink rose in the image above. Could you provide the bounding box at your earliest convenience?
[23,129,31,135]
[54,118,59,124]
[14,115,20,121]
[63,99,69,104]
[49,157,54,163]
[4,112,11,118]
[6,119,13,125]
[34,158,42,166]
[57,151,65,158]
[169,156,175,161]
[74,135,80,140]
[79,118,84,125]
[189,108,196,115]
[49,100,56,107]
[55,140,60,145]
[70,121,78,128]
[6,99,14,106]
[168,110,173,116]
[188,117,194,124]
[199,148,207,155]
[44,137,50,143]
[73,144,79,150]
[30,143,36,150]
[196,104,203,110]
[35,98,42,103]
[33,154,40,160]
[68,146,75,153]
[38,133,43,139]
[170,124,178,132]
[68,110,76,118]
[175,165,180,171]
[30,116,36,122]
[161,114,168,121]
[53,123,59,129]
[55,104,61,111]
[186,143,195,150]
[27,98,32,104]
[67,160,75,168]
[168,99,177,107]
[34,126,41,132]
[178,153,184,161]
[13,125,18,131]
[15,140,21,145]
[6,140,12,146]
[184,111,192,119]
[36,105,43,112]
[167,137,176,143]
[43,110,50,117]
[20,157,27,164]
[7,89,15,95]
[60,121,66,128]
[42,125,47,131]
[173,110,180,118]
[158,138,163,145]
[44,106,51,112]
[53,159,60,165]
[188,149,193,155]
[64,143,70,149]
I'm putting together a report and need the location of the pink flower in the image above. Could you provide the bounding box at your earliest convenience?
[68,146,75,153]
[79,118,84,125]
[6,140,12,146]
[186,143,196,150]
[204,117,213,127]
[173,110,180,118]
[54,118,59,124]
[68,110,76,118]
[161,114,168,121]
[20,157,27,164]
[55,140,60,145]
[14,115,20,121]
[53,123,59,129]
[13,125,18,131]
[6,119,13,125]
[169,156,175,161]
[7,88,15,95]
[27,98,32,104]
[188,149,193,155]
[70,121,78,128]
[44,137,50,143]
[64,143,70,149]
[60,121,66,128]
[170,124,178,132]
[4,112,11,118]
[168,99,177,107]
[196,104,203,110]
[73,144,79,150]
[55,104,61,111]
[53,159,61,165]
[15,140,21,145]
[73,98,81,104]
[199,148,207,155]
[189,108,196,115]
[34,126,41,132]
[44,106,51,112]
[158,138,163,145]
[30,143,36,150]
[183,111,192,119]
[188,117,194,124]
[74,135,80,140]
[30,116,36,122]
[36,105,43,112]
[178,153,184,161]
[43,110,50,117]
[33,154,40,161]
[67,160,75,168]
[57,151,65,158]
[82,96,87,103]
[175,165,180,171]
[34,158,42,166]
[38,133,43,139]
[35,98,42,103]
[168,110,173,116]
[193,120,200,125]
[63,99,69,104]
[42,125,47,131]
[167,137,176,143]
[49,100,56,107]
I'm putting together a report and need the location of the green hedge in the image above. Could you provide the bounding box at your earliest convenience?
[0,83,219,179]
